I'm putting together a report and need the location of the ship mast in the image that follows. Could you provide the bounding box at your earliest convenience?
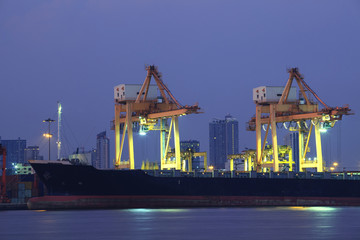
[57,101,62,160]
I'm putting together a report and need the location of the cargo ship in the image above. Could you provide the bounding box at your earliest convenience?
[27,160,360,210]
[27,67,356,210]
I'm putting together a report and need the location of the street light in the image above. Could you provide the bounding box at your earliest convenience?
[43,118,55,160]
[330,162,339,172]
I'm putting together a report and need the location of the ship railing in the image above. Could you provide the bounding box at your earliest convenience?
[143,170,360,180]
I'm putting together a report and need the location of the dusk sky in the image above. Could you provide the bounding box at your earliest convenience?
[1,1,360,169]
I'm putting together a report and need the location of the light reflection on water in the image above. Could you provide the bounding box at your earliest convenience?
[1,207,360,240]
[125,208,188,213]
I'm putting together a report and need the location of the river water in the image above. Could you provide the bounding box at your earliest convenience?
[1,207,360,240]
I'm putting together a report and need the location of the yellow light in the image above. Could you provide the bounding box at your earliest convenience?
[208,166,214,171]
[333,162,338,167]
[43,133,53,138]
[330,167,335,171]
[289,207,306,211]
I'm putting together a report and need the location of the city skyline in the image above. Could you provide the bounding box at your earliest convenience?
[1,1,359,170]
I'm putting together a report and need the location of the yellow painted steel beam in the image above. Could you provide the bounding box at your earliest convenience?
[194,152,207,171]
[230,159,234,171]
[116,108,194,124]
[260,120,270,165]
[173,116,181,170]
[260,163,274,168]
[147,109,192,119]
[126,103,135,170]
[115,105,121,168]
[160,119,167,168]
[162,118,173,170]
[117,123,127,168]
[288,148,293,171]
[278,71,294,104]
[255,104,318,114]
[204,152,207,171]
[165,151,207,171]
[115,102,180,113]
[315,122,323,172]
[117,162,130,169]
[301,162,318,168]
[256,105,262,172]
[302,124,313,163]
[298,124,304,172]
[270,104,279,172]
[259,112,323,124]
[135,72,151,103]
[188,155,192,172]
[294,77,311,105]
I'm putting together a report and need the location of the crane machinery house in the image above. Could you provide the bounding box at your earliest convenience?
[114,84,158,102]
[253,86,297,104]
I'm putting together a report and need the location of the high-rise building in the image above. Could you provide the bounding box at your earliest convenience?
[209,115,239,169]
[0,137,26,169]
[24,146,43,162]
[180,140,202,169]
[225,114,239,156]
[95,131,110,169]
[284,132,299,171]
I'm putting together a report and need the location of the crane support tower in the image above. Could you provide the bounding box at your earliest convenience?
[113,65,201,170]
[247,68,352,173]
[228,145,292,171]
[166,150,207,172]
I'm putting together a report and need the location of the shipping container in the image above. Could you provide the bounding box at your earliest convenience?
[25,182,32,190]
[253,86,297,104]
[25,189,32,197]
[18,183,25,191]
[114,84,158,101]
[18,190,25,198]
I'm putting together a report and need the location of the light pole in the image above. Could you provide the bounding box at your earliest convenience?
[43,118,55,160]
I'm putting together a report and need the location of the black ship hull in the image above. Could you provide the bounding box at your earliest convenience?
[28,160,360,210]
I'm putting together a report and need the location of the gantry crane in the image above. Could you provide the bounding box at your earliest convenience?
[165,150,207,172]
[227,145,292,171]
[113,65,201,170]
[247,68,352,173]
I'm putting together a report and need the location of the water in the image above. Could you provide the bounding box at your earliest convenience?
[1,207,360,240]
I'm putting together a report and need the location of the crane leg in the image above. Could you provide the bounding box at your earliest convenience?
[160,119,167,168]
[126,103,135,170]
[298,123,304,172]
[315,122,323,172]
[115,105,121,168]
[173,116,181,170]
[204,152,207,171]
[270,104,279,172]
[256,106,262,172]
